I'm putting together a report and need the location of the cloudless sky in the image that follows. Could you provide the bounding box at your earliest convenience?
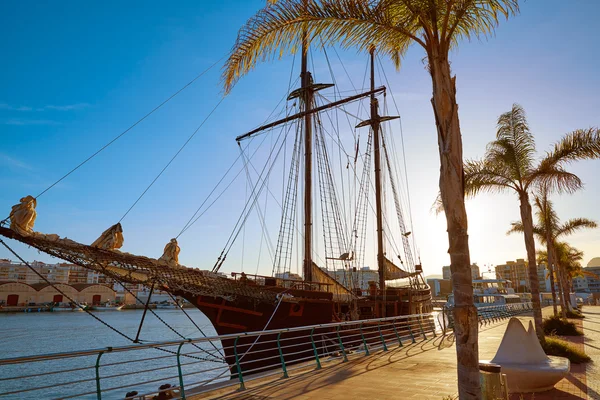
[1,0,599,278]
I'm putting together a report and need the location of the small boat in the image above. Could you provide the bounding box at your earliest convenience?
[156,301,179,309]
[51,302,86,312]
[90,303,124,311]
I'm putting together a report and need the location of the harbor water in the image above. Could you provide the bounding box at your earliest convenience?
[0,309,227,399]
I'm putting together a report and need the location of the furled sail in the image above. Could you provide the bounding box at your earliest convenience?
[383,257,418,280]
[310,262,355,302]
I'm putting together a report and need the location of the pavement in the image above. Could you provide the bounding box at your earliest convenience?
[191,306,599,400]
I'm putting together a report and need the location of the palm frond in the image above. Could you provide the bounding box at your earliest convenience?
[533,188,559,238]
[492,104,536,182]
[538,128,600,171]
[507,220,545,241]
[223,0,421,93]
[431,192,444,215]
[527,165,583,194]
[556,218,598,239]
[506,221,524,235]
[463,158,517,198]
[443,0,519,52]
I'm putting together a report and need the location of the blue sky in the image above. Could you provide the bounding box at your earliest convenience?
[1,0,599,278]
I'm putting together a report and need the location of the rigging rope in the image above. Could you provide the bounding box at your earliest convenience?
[376,55,419,259]
[212,123,291,272]
[34,54,227,200]
[176,80,298,238]
[117,283,224,361]
[165,291,224,357]
[119,96,226,222]
[0,240,223,363]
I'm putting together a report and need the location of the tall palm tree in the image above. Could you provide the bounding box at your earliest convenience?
[508,187,597,318]
[223,2,521,397]
[465,103,600,341]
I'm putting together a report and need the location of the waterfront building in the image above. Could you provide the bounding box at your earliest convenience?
[442,263,480,281]
[495,258,553,293]
[572,257,600,293]
[0,281,116,306]
[0,259,105,285]
[495,259,529,292]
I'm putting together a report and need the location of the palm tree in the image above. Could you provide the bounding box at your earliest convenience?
[465,103,600,341]
[508,187,597,318]
[223,2,521,397]
[538,242,592,311]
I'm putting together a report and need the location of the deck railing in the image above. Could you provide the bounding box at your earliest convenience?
[0,303,532,400]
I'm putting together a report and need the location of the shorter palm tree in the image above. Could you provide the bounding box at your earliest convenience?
[464,103,600,340]
[538,242,590,311]
[509,191,597,317]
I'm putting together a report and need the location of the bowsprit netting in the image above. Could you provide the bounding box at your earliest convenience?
[0,226,278,303]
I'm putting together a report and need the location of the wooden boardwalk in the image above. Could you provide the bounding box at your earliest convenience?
[191,306,599,400]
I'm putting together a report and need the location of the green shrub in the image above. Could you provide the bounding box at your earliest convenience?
[566,310,585,319]
[542,315,583,336]
[542,337,591,364]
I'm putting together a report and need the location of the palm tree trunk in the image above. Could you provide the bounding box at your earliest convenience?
[552,247,567,317]
[545,242,558,316]
[518,191,545,342]
[429,49,480,399]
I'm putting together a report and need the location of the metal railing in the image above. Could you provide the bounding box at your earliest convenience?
[0,311,441,400]
[0,303,533,400]
[442,302,533,332]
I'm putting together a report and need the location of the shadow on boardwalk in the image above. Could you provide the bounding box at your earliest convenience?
[198,334,458,400]
[192,306,599,400]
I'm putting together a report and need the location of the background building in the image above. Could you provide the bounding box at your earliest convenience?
[327,267,378,291]
[0,282,116,306]
[442,263,480,281]
[427,278,452,298]
[573,257,600,294]
[496,258,555,293]
[0,259,126,305]
[495,259,529,292]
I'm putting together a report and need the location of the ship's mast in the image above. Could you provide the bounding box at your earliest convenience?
[301,30,313,283]
[370,48,385,293]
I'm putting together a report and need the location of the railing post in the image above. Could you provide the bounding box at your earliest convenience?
[277,332,289,378]
[428,315,437,337]
[359,322,370,356]
[407,322,416,343]
[377,321,388,351]
[95,347,110,400]
[392,320,403,347]
[233,336,245,390]
[177,340,190,399]
[310,327,322,370]
[418,316,427,340]
[336,325,348,362]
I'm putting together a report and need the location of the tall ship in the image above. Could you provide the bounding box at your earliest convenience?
[0,39,432,376]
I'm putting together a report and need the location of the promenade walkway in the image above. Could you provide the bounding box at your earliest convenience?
[192,306,599,400]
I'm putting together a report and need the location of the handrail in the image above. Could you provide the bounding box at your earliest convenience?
[0,304,534,399]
